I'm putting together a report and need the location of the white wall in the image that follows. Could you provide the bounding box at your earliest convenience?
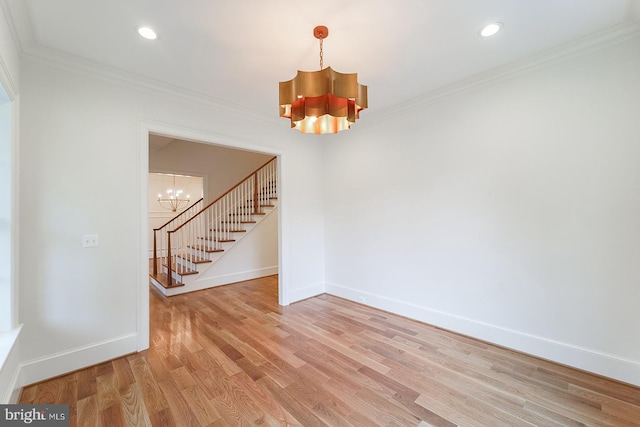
[324,36,640,386]
[149,138,273,203]
[632,0,640,22]
[17,56,325,385]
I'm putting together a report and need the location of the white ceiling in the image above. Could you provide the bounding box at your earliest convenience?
[3,0,639,119]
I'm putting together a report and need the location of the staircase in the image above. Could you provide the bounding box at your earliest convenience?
[150,157,278,296]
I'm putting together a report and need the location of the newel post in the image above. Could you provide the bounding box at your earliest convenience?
[153,229,158,276]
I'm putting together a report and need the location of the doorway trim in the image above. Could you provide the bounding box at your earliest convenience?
[137,120,287,351]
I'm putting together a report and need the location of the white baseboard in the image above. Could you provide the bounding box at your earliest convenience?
[325,282,640,387]
[18,333,138,387]
[7,386,21,404]
[165,266,279,296]
[149,276,168,297]
[289,282,324,304]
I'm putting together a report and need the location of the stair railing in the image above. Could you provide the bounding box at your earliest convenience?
[152,197,204,276]
[161,157,277,286]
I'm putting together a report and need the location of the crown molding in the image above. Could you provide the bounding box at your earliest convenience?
[22,43,278,128]
[0,0,286,128]
[363,20,640,126]
[0,1,22,98]
[5,0,640,132]
[0,0,280,127]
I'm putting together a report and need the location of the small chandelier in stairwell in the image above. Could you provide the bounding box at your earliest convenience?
[279,25,368,134]
[157,175,190,212]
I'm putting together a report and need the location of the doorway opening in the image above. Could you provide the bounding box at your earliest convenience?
[137,122,285,351]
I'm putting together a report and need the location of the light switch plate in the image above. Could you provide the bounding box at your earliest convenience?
[82,234,99,247]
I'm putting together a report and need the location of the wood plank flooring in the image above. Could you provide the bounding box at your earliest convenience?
[20,276,640,426]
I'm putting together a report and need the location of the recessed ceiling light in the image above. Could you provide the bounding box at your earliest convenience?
[480,22,503,37]
[137,27,157,40]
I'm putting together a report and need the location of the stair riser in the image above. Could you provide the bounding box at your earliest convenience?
[175,257,205,271]
[163,262,211,282]
[174,255,214,271]
[159,268,185,283]
[161,265,193,278]
[189,240,238,257]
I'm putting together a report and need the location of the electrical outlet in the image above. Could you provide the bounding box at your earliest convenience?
[82,234,99,248]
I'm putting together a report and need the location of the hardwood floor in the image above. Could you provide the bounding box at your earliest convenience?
[20,276,640,426]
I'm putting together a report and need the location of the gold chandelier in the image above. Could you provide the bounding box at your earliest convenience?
[157,175,190,212]
[279,26,368,134]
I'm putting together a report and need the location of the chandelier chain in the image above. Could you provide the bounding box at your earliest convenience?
[319,38,323,70]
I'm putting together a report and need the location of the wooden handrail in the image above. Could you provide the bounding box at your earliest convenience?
[154,197,204,232]
[171,156,276,234]
[153,197,204,278]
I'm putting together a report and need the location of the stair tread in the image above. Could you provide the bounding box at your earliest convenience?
[211,229,246,233]
[150,273,185,288]
[198,237,236,243]
[162,262,199,276]
[176,253,212,264]
[222,221,256,224]
[188,244,225,253]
